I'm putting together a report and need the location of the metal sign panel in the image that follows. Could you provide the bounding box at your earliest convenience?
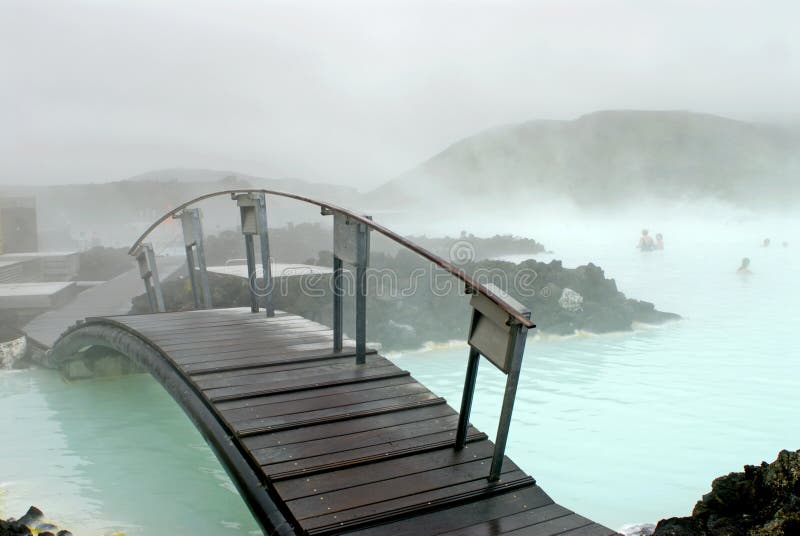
[233,194,261,234]
[241,206,258,234]
[467,284,530,373]
[136,249,151,277]
[333,213,363,265]
[179,209,203,247]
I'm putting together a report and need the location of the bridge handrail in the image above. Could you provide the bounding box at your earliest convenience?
[127,188,534,328]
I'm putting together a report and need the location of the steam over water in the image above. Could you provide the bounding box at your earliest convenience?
[1,208,798,533]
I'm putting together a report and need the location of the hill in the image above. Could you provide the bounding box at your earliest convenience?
[369,110,800,210]
[0,171,357,249]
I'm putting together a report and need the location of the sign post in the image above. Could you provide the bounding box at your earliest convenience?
[455,283,533,481]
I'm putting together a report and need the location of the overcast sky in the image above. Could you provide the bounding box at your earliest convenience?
[1,0,799,189]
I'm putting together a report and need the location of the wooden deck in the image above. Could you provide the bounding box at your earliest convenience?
[56,308,616,536]
[22,257,184,348]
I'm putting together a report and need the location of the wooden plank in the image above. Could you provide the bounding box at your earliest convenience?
[560,524,619,536]
[112,311,261,329]
[247,407,459,455]
[122,314,303,334]
[154,325,333,349]
[215,375,416,411]
[195,357,393,390]
[500,514,598,536]
[124,314,306,334]
[276,440,499,501]
[168,340,357,364]
[221,381,429,422]
[84,308,616,536]
[436,503,574,535]
[182,348,368,375]
[267,431,488,482]
[193,355,362,385]
[206,366,408,401]
[252,419,477,474]
[288,457,523,520]
[170,342,363,367]
[340,487,554,536]
[301,470,533,534]
[111,306,261,322]
[234,393,445,435]
[153,329,334,352]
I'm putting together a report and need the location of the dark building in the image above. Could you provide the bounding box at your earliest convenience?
[0,197,38,254]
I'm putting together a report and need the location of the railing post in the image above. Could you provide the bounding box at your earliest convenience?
[234,193,274,317]
[332,256,343,352]
[326,209,370,363]
[175,208,212,309]
[185,243,200,309]
[455,345,480,449]
[243,232,258,312]
[256,194,274,317]
[489,321,527,481]
[135,242,165,312]
[458,283,532,482]
[355,221,369,364]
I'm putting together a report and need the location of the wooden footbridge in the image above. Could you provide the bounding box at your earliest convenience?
[47,190,616,536]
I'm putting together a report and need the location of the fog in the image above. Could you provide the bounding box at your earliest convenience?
[2,0,800,188]
[2,3,800,534]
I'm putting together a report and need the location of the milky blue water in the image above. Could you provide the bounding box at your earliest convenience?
[1,211,797,534]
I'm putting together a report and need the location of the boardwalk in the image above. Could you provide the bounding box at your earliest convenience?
[51,307,616,536]
[23,256,183,348]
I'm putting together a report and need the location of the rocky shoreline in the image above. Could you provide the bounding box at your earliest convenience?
[133,256,680,351]
[630,450,800,536]
[0,506,72,536]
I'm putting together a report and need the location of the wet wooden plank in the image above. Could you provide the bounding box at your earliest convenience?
[194,356,394,390]
[193,356,368,388]
[288,456,523,520]
[182,348,370,375]
[220,381,430,423]
[275,440,499,501]
[437,503,575,535]
[234,393,445,435]
[201,358,395,393]
[560,524,620,536]
[215,375,416,411]
[98,309,616,536]
[169,342,364,367]
[301,469,534,534]
[155,326,333,350]
[341,487,554,536]
[126,314,305,333]
[246,406,459,454]
[261,429,486,480]
[500,514,599,536]
[168,340,359,364]
[206,365,408,402]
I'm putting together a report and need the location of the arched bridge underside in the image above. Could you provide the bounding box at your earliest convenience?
[51,307,615,536]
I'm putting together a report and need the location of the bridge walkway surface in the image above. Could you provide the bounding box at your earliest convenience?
[52,307,616,536]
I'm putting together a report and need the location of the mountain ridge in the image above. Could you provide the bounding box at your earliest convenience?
[369,110,800,210]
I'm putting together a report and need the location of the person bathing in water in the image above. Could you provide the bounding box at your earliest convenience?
[737,257,752,274]
[655,233,664,250]
[638,229,655,251]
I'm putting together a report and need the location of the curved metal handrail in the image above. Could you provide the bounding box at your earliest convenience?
[128,189,534,328]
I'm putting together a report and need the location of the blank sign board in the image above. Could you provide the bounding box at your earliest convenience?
[333,213,369,266]
[233,194,260,235]
[467,285,531,373]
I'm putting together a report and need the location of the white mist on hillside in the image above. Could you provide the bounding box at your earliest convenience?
[368,111,800,214]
